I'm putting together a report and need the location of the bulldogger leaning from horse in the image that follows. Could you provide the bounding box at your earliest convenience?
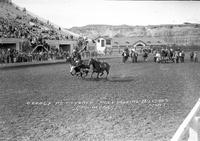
[66,46,110,79]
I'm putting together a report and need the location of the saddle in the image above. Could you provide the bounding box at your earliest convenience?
[75,59,89,70]
[91,60,103,72]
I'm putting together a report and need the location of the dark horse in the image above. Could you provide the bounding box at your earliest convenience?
[88,58,110,79]
[66,56,90,78]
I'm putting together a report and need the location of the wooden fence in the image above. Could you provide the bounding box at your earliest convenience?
[171,98,200,141]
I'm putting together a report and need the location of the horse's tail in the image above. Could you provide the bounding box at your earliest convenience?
[106,62,111,75]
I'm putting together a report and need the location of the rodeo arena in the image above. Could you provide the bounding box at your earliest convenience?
[1,1,200,141]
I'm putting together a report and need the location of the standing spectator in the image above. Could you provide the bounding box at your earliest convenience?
[10,49,14,63]
[66,51,70,58]
[143,51,148,62]
[174,51,179,63]
[0,49,3,63]
[161,48,165,61]
[131,50,138,63]
[122,48,129,63]
[181,51,185,63]
[2,50,6,63]
[156,51,161,63]
[169,48,174,62]
[130,50,135,63]
[153,50,157,62]
[179,51,182,63]
[134,52,138,63]
[7,49,10,63]
[190,51,194,62]
[194,52,198,63]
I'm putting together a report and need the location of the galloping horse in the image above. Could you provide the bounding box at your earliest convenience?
[88,58,110,79]
[66,56,90,78]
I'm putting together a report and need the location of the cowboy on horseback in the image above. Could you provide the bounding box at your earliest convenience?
[71,46,87,67]
[66,46,89,77]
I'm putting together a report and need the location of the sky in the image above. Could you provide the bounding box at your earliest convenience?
[12,0,200,29]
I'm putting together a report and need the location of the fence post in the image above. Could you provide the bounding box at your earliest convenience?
[188,116,200,141]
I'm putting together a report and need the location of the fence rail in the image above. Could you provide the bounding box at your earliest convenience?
[171,98,200,141]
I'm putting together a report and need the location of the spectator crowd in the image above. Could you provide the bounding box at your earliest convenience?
[153,48,184,63]
[122,47,199,64]
[0,48,70,64]
[152,48,198,63]
[0,16,74,40]
[0,15,78,64]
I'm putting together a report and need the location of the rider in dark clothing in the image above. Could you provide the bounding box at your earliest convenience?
[71,46,87,67]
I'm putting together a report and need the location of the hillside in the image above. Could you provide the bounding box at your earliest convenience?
[0,1,79,40]
[69,24,200,46]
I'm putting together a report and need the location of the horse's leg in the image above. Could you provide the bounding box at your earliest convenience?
[105,65,110,79]
[122,57,125,63]
[76,68,81,76]
[106,70,109,79]
[91,71,94,78]
[100,71,104,76]
[70,66,76,76]
[70,65,73,73]
[80,70,83,77]
[97,73,99,79]
[76,72,81,77]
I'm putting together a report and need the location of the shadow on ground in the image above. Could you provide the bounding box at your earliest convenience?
[108,76,135,82]
[83,76,135,82]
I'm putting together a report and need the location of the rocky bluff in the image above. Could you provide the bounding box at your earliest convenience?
[69,24,200,46]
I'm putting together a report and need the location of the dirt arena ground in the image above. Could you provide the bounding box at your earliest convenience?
[0,56,200,141]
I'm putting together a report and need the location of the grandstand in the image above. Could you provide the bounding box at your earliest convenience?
[0,0,80,53]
